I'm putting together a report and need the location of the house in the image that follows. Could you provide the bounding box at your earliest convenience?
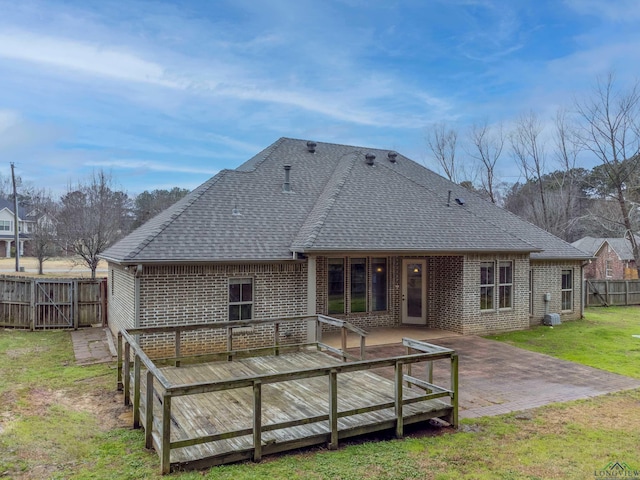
[572,236,639,280]
[0,199,34,257]
[101,138,591,355]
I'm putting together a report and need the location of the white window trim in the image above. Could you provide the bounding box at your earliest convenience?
[498,261,513,310]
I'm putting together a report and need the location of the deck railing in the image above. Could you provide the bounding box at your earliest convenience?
[117,317,457,474]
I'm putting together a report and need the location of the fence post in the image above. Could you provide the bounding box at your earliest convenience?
[72,280,79,329]
[626,281,629,306]
[29,278,35,331]
[101,278,108,327]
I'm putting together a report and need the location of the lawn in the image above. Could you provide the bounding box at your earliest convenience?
[1,307,639,479]
[488,305,640,378]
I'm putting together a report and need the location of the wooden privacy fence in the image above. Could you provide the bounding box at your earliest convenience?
[585,279,640,307]
[0,276,107,329]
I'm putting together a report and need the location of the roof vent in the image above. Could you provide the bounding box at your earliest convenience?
[365,153,376,166]
[283,165,292,192]
[455,198,465,206]
[306,141,317,153]
[388,151,398,163]
[232,199,242,216]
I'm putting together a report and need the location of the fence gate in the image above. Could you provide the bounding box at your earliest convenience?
[35,280,75,328]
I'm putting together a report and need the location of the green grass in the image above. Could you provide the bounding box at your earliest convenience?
[1,307,640,479]
[487,306,640,378]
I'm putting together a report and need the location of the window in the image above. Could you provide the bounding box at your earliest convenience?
[561,270,573,311]
[350,258,366,312]
[480,262,494,310]
[328,258,345,314]
[498,261,513,309]
[0,220,10,231]
[605,260,613,278]
[229,278,253,321]
[371,258,387,311]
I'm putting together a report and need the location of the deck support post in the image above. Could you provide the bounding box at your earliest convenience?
[394,360,403,438]
[117,332,123,391]
[449,354,459,428]
[359,335,365,360]
[328,369,338,449]
[133,354,141,428]
[341,327,347,362]
[161,394,171,475]
[145,371,154,449]
[253,380,263,462]
[227,327,233,361]
[123,342,131,406]
[175,329,181,367]
[274,322,280,356]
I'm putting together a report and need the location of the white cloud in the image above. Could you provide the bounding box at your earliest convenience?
[0,30,178,87]
[564,0,640,21]
[85,159,219,176]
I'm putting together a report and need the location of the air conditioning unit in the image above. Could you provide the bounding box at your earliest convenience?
[543,313,561,326]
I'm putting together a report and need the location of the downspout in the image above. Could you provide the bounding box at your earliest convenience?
[580,261,588,319]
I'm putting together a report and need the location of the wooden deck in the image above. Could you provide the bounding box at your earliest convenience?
[117,316,458,473]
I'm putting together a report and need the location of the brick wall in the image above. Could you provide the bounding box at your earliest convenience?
[135,263,307,357]
[459,253,530,335]
[530,260,583,325]
[584,243,627,280]
[427,256,464,332]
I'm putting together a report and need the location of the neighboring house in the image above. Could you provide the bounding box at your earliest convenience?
[572,236,639,280]
[101,138,591,355]
[0,199,34,257]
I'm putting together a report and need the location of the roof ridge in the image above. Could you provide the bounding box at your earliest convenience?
[235,137,285,172]
[291,150,362,250]
[122,171,229,260]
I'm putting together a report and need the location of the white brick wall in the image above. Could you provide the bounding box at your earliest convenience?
[530,260,583,324]
[106,255,584,356]
[134,263,307,356]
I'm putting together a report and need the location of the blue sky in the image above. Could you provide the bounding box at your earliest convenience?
[0,0,639,196]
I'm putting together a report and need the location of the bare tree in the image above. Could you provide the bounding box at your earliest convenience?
[575,73,640,272]
[57,170,131,279]
[426,122,460,182]
[24,189,58,274]
[509,111,550,230]
[468,121,505,204]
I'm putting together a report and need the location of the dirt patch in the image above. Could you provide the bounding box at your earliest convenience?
[5,346,47,360]
[20,384,130,431]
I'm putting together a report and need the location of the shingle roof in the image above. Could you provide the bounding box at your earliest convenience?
[101,138,591,264]
[572,236,640,261]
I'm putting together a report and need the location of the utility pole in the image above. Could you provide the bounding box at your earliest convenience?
[11,162,19,272]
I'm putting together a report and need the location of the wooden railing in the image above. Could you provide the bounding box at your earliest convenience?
[117,318,457,474]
